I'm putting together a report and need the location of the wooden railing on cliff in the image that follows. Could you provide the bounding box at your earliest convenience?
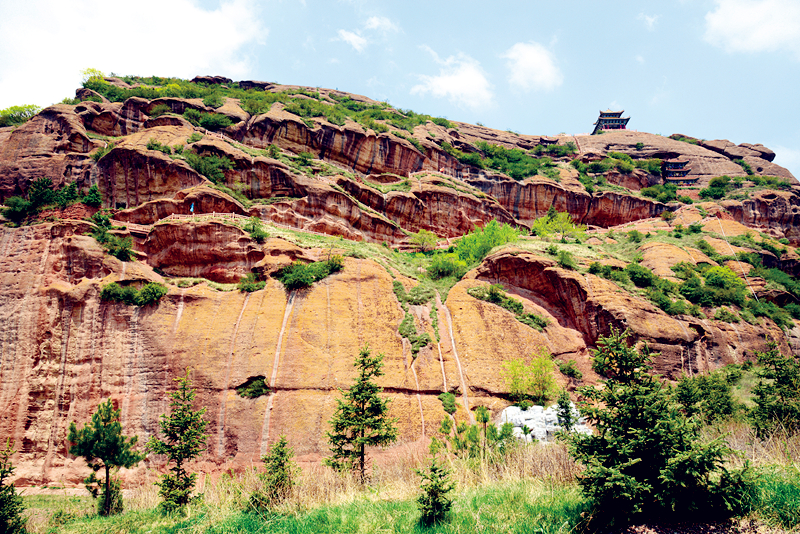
[110,213,334,240]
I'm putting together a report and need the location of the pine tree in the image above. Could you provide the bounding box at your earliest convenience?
[324,345,398,483]
[0,439,25,534]
[416,449,455,526]
[250,435,299,511]
[147,370,209,513]
[67,399,144,516]
[568,328,756,529]
[750,340,800,438]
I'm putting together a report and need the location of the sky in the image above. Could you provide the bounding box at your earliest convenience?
[0,0,798,177]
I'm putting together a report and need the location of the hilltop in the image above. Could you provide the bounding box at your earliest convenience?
[0,74,799,486]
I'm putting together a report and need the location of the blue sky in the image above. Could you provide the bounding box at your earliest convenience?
[1,0,798,177]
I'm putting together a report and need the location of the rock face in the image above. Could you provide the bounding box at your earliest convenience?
[142,221,265,282]
[0,105,98,201]
[1,79,799,487]
[722,189,800,243]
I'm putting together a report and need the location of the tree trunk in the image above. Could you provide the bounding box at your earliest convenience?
[104,464,110,516]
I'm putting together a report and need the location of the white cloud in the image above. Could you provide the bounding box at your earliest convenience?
[635,54,645,64]
[637,13,660,31]
[704,0,800,59]
[365,16,398,33]
[501,42,563,92]
[336,29,368,52]
[0,0,264,109]
[411,48,494,110]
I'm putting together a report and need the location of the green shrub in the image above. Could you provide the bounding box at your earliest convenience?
[750,341,800,438]
[236,376,269,398]
[106,235,134,261]
[148,104,171,117]
[1,197,32,223]
[276,258,342,290]
[146,138,172,155]
[202,93,225,109]
[714,307,740,323]
[238,273,266,292]
[734,159,754,176]
[0,440,25,534]
[438,392,457,415]
[187,132,203,144]
[91,142,116,162]
[427,253,467,279]
[628,230,643,243]
[244,217,268,243]
[199,113,233,131]
[185,152,234,184]
[626,263,657,287]
[558,359,583,380]
[467,285,549,332]
[101,282,168,306]
[0,104,41,127]
[82,185,103,207]
[745,299,793,329]
[568,328,757,530]
[454,220,520,265]
[641,183,677,203]
[557,250,576,269]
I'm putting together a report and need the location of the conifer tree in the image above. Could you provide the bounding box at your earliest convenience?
[416,441,455,526]
[325,345,398,483]
[67,399,144,516]
[147,370,208,513]
[568,328,755,529]
[750,340,800,438]
[0,439,25,534]
[250,435,299,511]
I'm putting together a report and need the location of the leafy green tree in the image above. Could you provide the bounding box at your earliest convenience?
[0,439,25,534]
[1,197,32,224]
[147,371,209,513]
[250,435,299,511]
[530,210,586,242]
[568,328,757,529]
[0,104,41,127]
[67,399,144,516]
[411,229,438,252]
[416,448,455,526]
[750,340,800,438]
[82,185,103,207]
[500,349,558,405]
[28,177,55,208]
[325,345,398,483]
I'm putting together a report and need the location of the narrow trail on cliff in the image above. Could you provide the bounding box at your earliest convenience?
[436,291,473,423]
[217,293,250,457]
[260,290,296,455]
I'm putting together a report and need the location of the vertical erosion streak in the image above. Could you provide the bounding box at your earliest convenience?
[216,293,250,457]
[260,290,296,455]
[437,292,473,423]
[44,301,73,475]
[172,291,185,333]
[410,359,426,438]
[121,307,141,424]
